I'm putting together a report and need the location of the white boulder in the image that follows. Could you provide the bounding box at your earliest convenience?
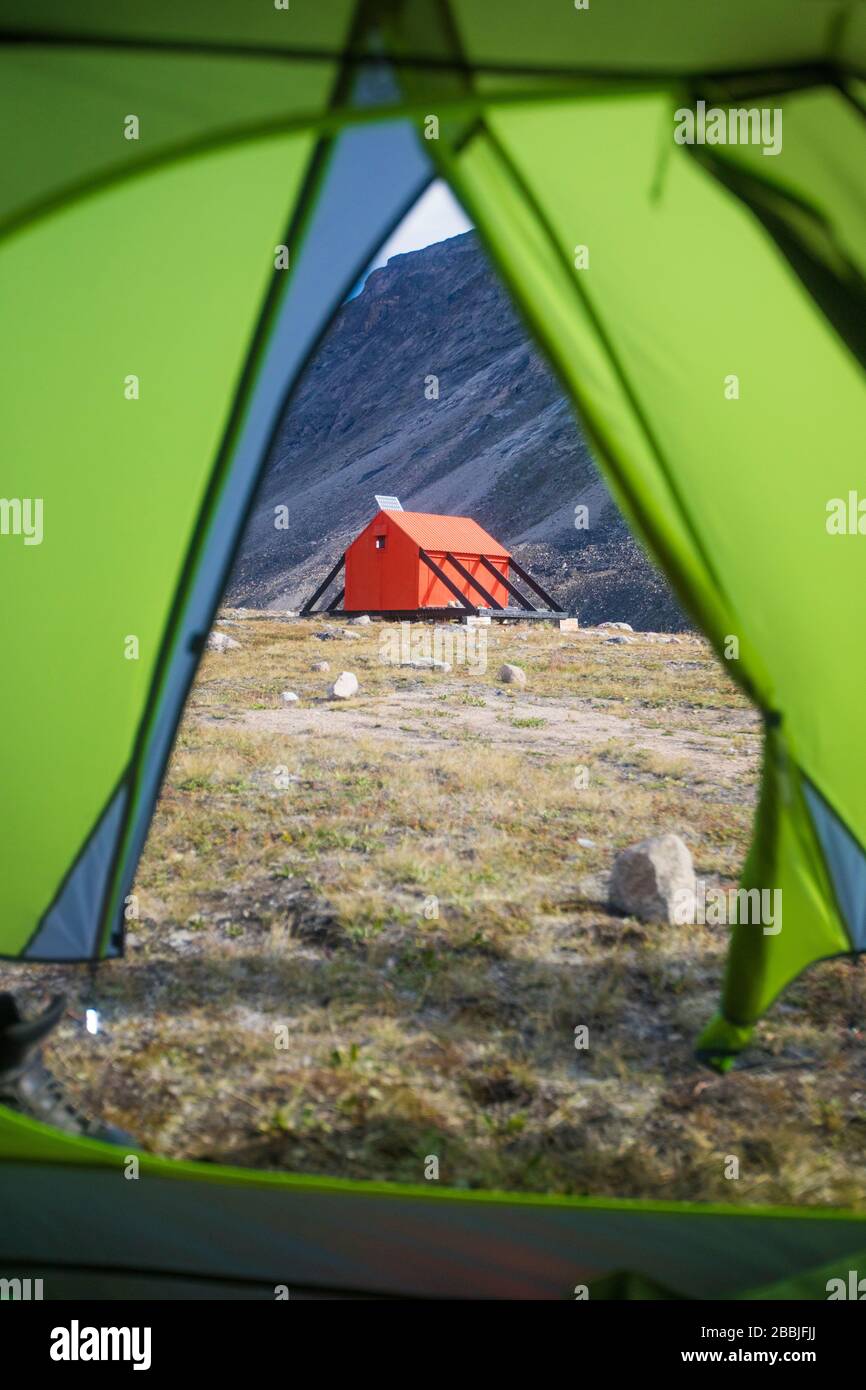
[609,834,696,924]
[330,671,359,700]
[207,631,241,652]
[499,663,526,686]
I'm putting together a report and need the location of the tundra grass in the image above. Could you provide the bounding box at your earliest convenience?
[4,617,864,1208]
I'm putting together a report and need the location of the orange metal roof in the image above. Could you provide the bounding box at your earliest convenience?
[383,511,510,558]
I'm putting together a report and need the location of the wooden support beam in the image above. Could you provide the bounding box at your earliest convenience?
[507,555,561,612]
[326,587,345,612]
[300,554,345,615]
[327,608,557,621]
[444,553,503,610]
[477,554,535,611]
[419,549,475,612]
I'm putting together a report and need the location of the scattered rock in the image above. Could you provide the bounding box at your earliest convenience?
[207,631,241,652]
[348,614,371,625]
[397,657,451,672]
[577,837,595,848]
[329,671,359,700]
[609,833,696,924]
[499,663,526,686]
[600,621,634,632]
[311,660,330,672]
[341,630,362,640]
[281,691,299,704]
[314,630,339,641]
[606,635,637,645]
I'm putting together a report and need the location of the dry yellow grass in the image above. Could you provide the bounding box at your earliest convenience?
[3,615,865,1207]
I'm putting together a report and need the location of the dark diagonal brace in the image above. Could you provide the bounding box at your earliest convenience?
[419,549,475,612]
[444,553,504,610]
[300,554,345,615]
[477,554,535,610]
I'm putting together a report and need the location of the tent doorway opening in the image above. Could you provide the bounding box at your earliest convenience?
[2,182,860,1209]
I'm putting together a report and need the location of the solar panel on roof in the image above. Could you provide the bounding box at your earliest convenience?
[374,495,403,511]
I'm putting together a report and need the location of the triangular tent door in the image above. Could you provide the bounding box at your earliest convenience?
[1,1,865,1299]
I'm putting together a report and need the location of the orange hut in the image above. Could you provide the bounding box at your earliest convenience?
[301,504,562,619]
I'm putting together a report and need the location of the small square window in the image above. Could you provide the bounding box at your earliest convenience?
[375,535,386,550]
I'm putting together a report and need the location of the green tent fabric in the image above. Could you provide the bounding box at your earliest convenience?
[1,0,865,1298]
[5,1105,866,1300]
[425,88,866,1062]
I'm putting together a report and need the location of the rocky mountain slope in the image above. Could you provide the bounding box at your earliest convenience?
[228,231,685,630]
